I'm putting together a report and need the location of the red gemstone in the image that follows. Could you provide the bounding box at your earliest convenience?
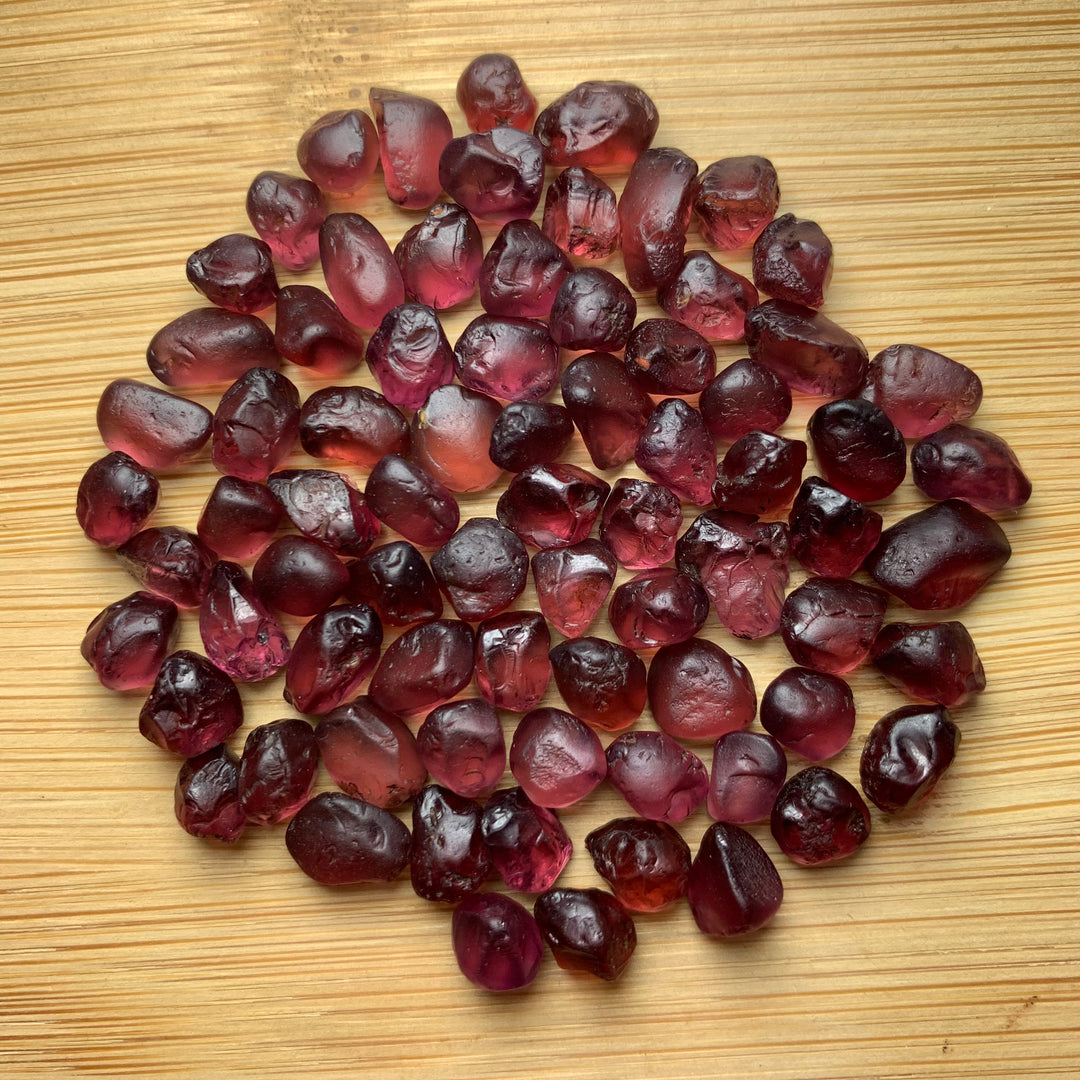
[634,397,716,506]
[549,636,646,732]
[496,463,610,550]
[481,786,572,892]
[549,268,636,352]
[77,452,160,549]
[693,155,780,250]
[807,398,907,503]
[707,732,787,824]
[607,568,709,651]
[541,166,620,259]
[457,53,537,132]
[712,431,807,516]
[299,385,410,468]
[245,172,325,272]
[452,892,543,992]
[186,233,278,313]
[196,476,283,563]
[212,368,300,482]
[788,476,883,578]
[911,424,1031,511]
[781,577,888,675]
[439,127,545,224]
[760,666,856,761]
[479,219,571,320]
[411,384,503,493]
[533,887,636,981]
[319,212,406,330]
[531,540,618,639]
[274,285,365,377]
[585,817,691,912]
[657,250,759,342]
[345,541,444,626]
[81,591,179,691]
[365,303,456,411]
[394,203,483,311]
[147,307,279,388]
[267,468,378,558]
[870,621,986,706]
[599,477,682,570]
[370,87,453,209]
[624,317,716,396]
[488,400,575,473]
[606,730,709,824]
[509,707,606,808]
[454,314,559,402]
[410,785,490,903]
[253,535,348,617]
[174,745,246,843]
[771,766,871,865]
[296,108,380,194]
[238,718,319,825]
[700,357,791,442]
[97,379,212,471]
[416,698,505,800]
[364,454,460,547]
[431,518,529,621]
[117,526,215,609]
[752,213,833,309]
[474,610,551,713]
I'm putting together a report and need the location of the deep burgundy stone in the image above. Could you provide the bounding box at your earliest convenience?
[411,384,503,493]
[394,204,483,311]
[245,172,326,272]
[657,250,759,343]
[693,155,780,250]
[608,568,709,650]
[496,463,610,550]
[531,540,618,639]
[781,577,888,675]
[700,358,792,442]
[870,621,986,706]
[416,698,505,799]
[474,610,551,713]
[549,268,637,352]
[319,212,406,330]
[252,536,348,617]
[771,766,872,865]
[488,400,575,473]
[97,379,213,470]
[599,477,682,570]
[431,518,529,621]
[760,666,857,761]
[606,730,708,824]
[212,368,300,482]
[479,219,571,320]
[712,431,807,516]
[409,785,490,903]
[299,385,410,467]
[482,787,573,892]
[370,87,453,209]
[635,398,716,506]
[81,591,179,691]
[364,454,459,547]
[454,314,559,401]
[457,53,537,131]
[267,469,378,558]
[549,636,646,732]
[807,398,907,503]
[186,233,278,314]
[146,308,279,388]
[788,476,883,578]
[585,818,691,912]
[274,285,365,377]
[452,892,544,992]
[439,127,545,223]
[297,108,380,193]
[196,476,283,563]
[116,527,214,609]
[541,166,620,259]
[345,541,443,626]
[174,745,246,842]
[509,707,606,808]
[707,732,787,824]
[534,888,636,980]
[752,214,833,309]
[238,718,319,825]
[624,318,716,396]
[76,452,159,548]
[911,424,1032,511]
[366,302,456,413]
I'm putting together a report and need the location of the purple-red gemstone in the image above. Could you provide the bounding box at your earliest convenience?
[76,452,160,548]
[274,285,365,377]
[549,636,647,732]
[488,400,575,473]
[509,707,606,808]
[541,166,620,259]
[474,610,551,713]
[252,535,349,617]
[364,454,460,548]
[439,127,545,224]
[585,817,691,912]
[482,786,573,892]
[781,577,888,675]
[635,397,716,506]
[452,892,544,992]
[599,477,682,570]
[788,476,883,578]
[607,568,709,651]
[196,476,283,563]
[624,317,716,396]
[394,204,484,311]
[657,250,759,342]
[416,698,506,800]
[531,540,618,639]
[245,172,326,272]
[549,268,636,352]
[479,219,571,320]
[693,156,780,250]
[186,233,278,313]
[297,108,380,193]
[267,469,378,558]
[98,379,213,471]
[700,357,791,442]
[431,518,529,621]
[870,621,986,706]
[345,541,444,626]
[533,887,636,981]
[606,730,709,824]
[911,424,1032,512]
[771,766,871,865]
[174,745,246,842]
[712,431,807,516]
[299,385,410,467]
[116,526,214,609]
[457,53,537,132]
[807,398,907,503]
[707,732,787,824]
[410,785,490,903]
[752,213,833,309]
[82,591,179,691]
[319,212,406,330]
[238,718,319,825]
[454,314,559,402]
[212,368,300,482]
[411,384,503,493]
[365,303,456,410]
[370,88,453,209]
[760,666,856,761]
[496,463,610,551]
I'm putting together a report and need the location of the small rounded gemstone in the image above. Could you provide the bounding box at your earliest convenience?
[541,166,620,259]
[599,477,682,570]
[771,766,872,866]
[296,108,380,193]
[870,621,986,706]
[238,718,319,825]
[439,127,545,224]
[911,424,1032,512]
[369,88,453,209]
[431,518,529,621]
[496,463,610,550]
[693,155,780,250]
[712,431,807,516]
[416,698,506,800]
[454,314,559,402]
[481,787,573,893]
[394,204,484,311]
[488,400,575,473]
[319,212,406,330]
[533,887,636,981]
[474,610,551,713]
[707,731,787,824]
[365,302,457,411]
[274,285,365,377]
[549,636,647,732]
[244,172,325,272]
[174,745,246,842]
[699,357,792,442]
[752,213,833,309]
[411,384,503,493]
[509,707,606,808]
[252,535,349,616]
[584,817,691,912]
[345,541,444,626]
[299,385,410,467]
[116,526,215,609]
[97,379,213,471]
[760,666,857,761]
[807,398,907,503]
[81,592,179,691]
[196,476,283,563]
[549,268,637,352]
[657,250,759,343]
[410,785,490,903]
[267,469,378,558]
[788,476,883,578]
[624,318,716,396]
[451,892,544,992]
[607,568,709,650]
[605,730,709,824]
[479,219,571,320]
[186,233,278,313]
[76,452,160,548]
[635,397,717,506]
[457,53,537,132]
[531,540,618,639]
[781,577,888,675]
[211,368,300,482]
[364,454,460,547]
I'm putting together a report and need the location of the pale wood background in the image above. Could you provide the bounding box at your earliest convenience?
[2,1,1079,1077]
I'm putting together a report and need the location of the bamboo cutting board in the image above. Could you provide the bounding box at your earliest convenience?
[2,2,1079,1077]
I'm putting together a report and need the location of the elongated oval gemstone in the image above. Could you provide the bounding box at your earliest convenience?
[212,368,300,482]
[147,308,279,388]
[245,172,326,272]
[370,88,453,209]
[367,619,475,718]
[911,424,1032,511]
[364,455,459,548]
[605,730,708,823]
[299,385,410,467]
[174,745,246,842]
[319,212,406,329]
[97,379,213,471]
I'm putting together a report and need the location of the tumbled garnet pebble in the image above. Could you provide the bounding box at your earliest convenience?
[745,299,868,398]
[807,398,907,503]
[608,568,709,651]
[364,303,456,411]
[82,591,179,691]
[864,499,1012,609]
[117,527,215,609]
[140,649,243,756]
[417,698,505,800]
[411,383,503,493]
[440,127,546,224]
[245,172,326,272]
[267,469,379,558]
[693,156,780,250]
[688,822,784,937]
[788,476,883,578]
[870,621,986,706]
[531,540,618,639]
[760,666,856,761]
[911,423,1032,511]
[238,718,319,826]
[585,818,691,912]
[479,219,571,320]
[771,766,872,866]
[394,203,484,312]
[542,166,620,259]
[98,379,213,471]
[410,785,490,903]
[534,887,636,981]
[285,791,411,884]
[199,561,290,683]
[635,398,717,506]
[549,636,647,732]
[212,368,300,482]
[370,87,453,210]
[509,707,606,808]
[367,618,475,719]
[314,698,425,807]
[186,233,278,314]
[600,477,682,570]
[319,212,406,330]
[534,80,659,167]
[283,604,383,716]
[346,541,443,626]
[858,343,983,438]
[713,431,807,516]
[657,251,759,343]
[606,730,709,824]
[496,463,610,550]
[457,53,537,132]
[300,385,410,468]
[481,787,573,892]
[781,577,888,675]
[707,731,787,824]
[364,454,459,548]
[752,214,833,309]
[452,892,544,992]
[174,745,246,842]
[549,268,637,352]
[699,358,791,442]
[474,610,551,713]
[431,517,528,621]
[624,318,716,396]
[561,351,654,470]
[196,476,282,563]
[454,315,559,402]
[252,535,348,617]
[488,400,575,473]
[77,452,159,548]
[647,637,756,742]
[297,108,380,193]
[860,704,961,813]
[147,307,279,388]
[274,284,365,377]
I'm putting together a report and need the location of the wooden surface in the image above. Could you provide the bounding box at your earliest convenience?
[2,2,1079,1077]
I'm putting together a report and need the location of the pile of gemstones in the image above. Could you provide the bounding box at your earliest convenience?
[77,54,1032,991]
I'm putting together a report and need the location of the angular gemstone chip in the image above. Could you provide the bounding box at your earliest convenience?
[635,397,716,506]
[692,155,780,250]
[599,477,682,570]
[531,540,618,639]
[707,731,787,825]
[549,636,647,732]
[752,213,833,309]
[549,268,637,353]
[481,787,573,892]
[394,204,484,311]
[771,767,872,865]
[345,541,444,626]
[585,817,692,913]
[410,785,490,903]
[116,526,214,609]
[657,251,759,343]
[700,357,792,443]
[712,431,807,516]
[370,87,453,209]
[365,303,457,411]
[496,463,610,551]
[196,476,283,563]
[533,887,637,981]
[624,317,716,396]
[97,379,213,471]
[275,284,365,377]
[451,892,544,992]
[478,219,571,320]
[788,476,883,579]
[474,610,551,713]
[541,166,620,259]
[81,591,179,692]
[267,469,378,558]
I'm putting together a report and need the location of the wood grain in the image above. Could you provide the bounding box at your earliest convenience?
[2,1,1079,1077]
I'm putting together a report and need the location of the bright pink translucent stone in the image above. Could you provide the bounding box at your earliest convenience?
[457,53,537,132]
[488,400,575,473]
[585,818,691,912]
[700,357,791,442]
[299,385,409,468]
[365,304,456,411]
[454,315,559,401]
[533,887,637,981]
[807,398,907,503]
[693,156,780,250]
[370,88,453,209]
[657,251,759,342]
[760,666,856,761]
[345,541,444,626]
[452,892,544,992]
[541,166,620,259]
[147,308,278,388]
[606,730,708,824]
[707,732,787,824]
[116,526,215,609]
[319,213,406,330]
[599,477,682,570]
[417,698,505,799]
[624,317,716,396]
[364,454,459,547]
[752,214,833,309]
[608,568,709,650]
[479,219,571,319]
[297,109,380,194]
[496,463,610,550]
[411,384,503,493]
[509,707,606,808]
[76,452,159,548]
[911,424,1032,511]
[238,718,319,825]
[174,745,246,842]
[245,172,325,272]
[410,785,490,903]
[211,368,300,482]
[394,203,483,310]
[549,268,637,352]
[549,636,646,732]
[474,610,551,713]
[439,127,546,224]
[781,577,888,675]
[481,787,573,892]
[196,476,282,563]
[97,379,212,471]
[771,767,871,865]
[712,431,807,516]
[82,591,178,691]
[267,468,378,558]
[274,285,364,377]
[531,540,618,639]
[634,397,716,506]
[185,233,278,314]
[788,476,883,578]
[870,621,986,707]
[431,517,529,621]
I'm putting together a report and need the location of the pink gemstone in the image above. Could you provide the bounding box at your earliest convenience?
[549,268,636,352]
[624,317,716,396]
[245,172,325,272]
[174,745,246,842]
[97,379,212,471]
[788,477,883,578]
[267,468,378,557]
[274,285,365,377]
[345,541,444,626]
[196,476,283,563]
[394,203,483,310]
[479,219,571,319]
[531,539,618,639]
[781,577,888,675]
[509,707,606,808]
[608,568,709,650]
[454,315,559,401]
[416,698,505,799]
[489,400,575,473]
[541,166,620,259]
[457,53,537,132]
[496,463,610,550]
[481,787,573,892]
[365,303,456,411]
[439,127,545,224]
[712,431,807,516]
[411,384,503,493]
[707,732,787,824]
[657,251,759,342]
[452,892,544,992]
[410,785,491,903]
[299,386,410,468]
[771,767,871,865]
[911,424,1031,511]
[585,818,691,912]
[76,452,159,548]
[474,610,551,713]
[599,477,682,570]
[760,666,856,761]
[605,730,708,824]
[752,214,833,309]
[211,368,300,482]
[692,156,780,250]
[238,718,319,825]
[185,233,278,313]
[808,398,906,503]
[81,591,179,691]
[364,454,459,547]
[431,517,529,621]
[634,397,716,506]
[146,308,278,388]
[870,621,986,707]
[700,357,791,442]
[369,87,453,209]
[319,212,406,330]
[549,636,646,732]
[297,109,380,194]
[533,887,636,981]
[117,526,215,609]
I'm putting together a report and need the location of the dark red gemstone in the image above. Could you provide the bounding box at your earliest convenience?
[496,463,610,550]
[146,308,279,388]
[238,718,319,825]
[760,666,856,761]
[771,766,871,865]
[97,379,212,471]
[693,156,780,250]
[488,400,575,473]
[196,476,283,563]
[454,315,559,402]
[481,787,572,892]
[699,357,791,442]
[416,698,505,799]
[624,317,716,396]
[296,108,380,194]
[439,127,545,224]
[319,212,406,330]
[174,745,246,842]
[369,88,452,209]
[534,887,636,981]
[410,785,490,903]
[365,303,456,411]
[870,621,986,706]
[606,730,708,824]
[299,385,410,467]
[394,204,483,311]
[752,214,833,309]
[549,636,646,732]
[509,707,605,808]
[479,219,571,320]
[599,477,682,570]
[807,398,907,503]
[549,268,636,352]
[364,454,459,547]
[411,384,503,493]
[788,476,883,578]
[345,541,443,626]
[657,250,759,342]
[911,424,1032,511]
[457,53,537,132]
[531,540,618,639]
[117,526,215,609]
[274,285,364,377]
[608,568,709,650]
[82,591,179,691]
[186,233,278,314]
[431,518,529,621]
[252,536,348,617]
[541,166,620,259]
[635,397,716,506]
[474,610,551,713]
[267,469,378,558]
[212,368,300,482]
[781,576,888,675]
[707,732,787,824]
[585,817,691,912]
[76,452,159,548]
[245,172,325,272]
[452,892,544,992]
[712,431,807,516]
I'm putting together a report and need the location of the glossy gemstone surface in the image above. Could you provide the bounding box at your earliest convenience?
[807,398,907,503]
[474,610,551,713]
[457,53,537,132]
[479,219,571,319]
[146,308,279,388]
[345,541,444,626]
[367,619,475,718]
[760,666,857,761]
[274,284,365,377]
[439,127,546,224]
[549,636,646,732]
[410,785,490,903]
[252,535,349,617]
[870,621,986,706]
[297,108,380,193]
[411,384,504,493]
[624,318,716,396]
[319,212,406,329]
[82,592,179,691]
[452,892,544,992]
[533,887,636,981]
[431,518,528,620]
[245,173,326,272]
[509,706,606,808]
[549,268,636,353]
[692,155,780,250]
[416,698,506,800]
[752,213,833,309]
[780,577,888,675]
[599,477,682,570]
[267,469,378,558]
[394,204,483,311]
[771,766,872,865]
[116,526,215,609]
[788,476,883,578]
[605,730,708,824]
[911,424,1032,511]
[497,463,609,550]
[364,454,459,548]
[607,568,709,650]
[712,431,807,516]
[212,368,300,482]
[299,385,410,467]
[196,476,283,563]
[76,452,160,548]
[454,314,559,402]
[531,540,618,639]
[634,397,716,506]
[174,745,246,842]
[700,358,791,442]
[481,787,573,892]
[238,718,319,825]
[97,379,213,471]
[541,166,620,259]
[657,250,759,343]
[488,400,575,473]
[365,302,456,410]
[585,817,691,912]
[186,232,278,314]
[707,731,787,824]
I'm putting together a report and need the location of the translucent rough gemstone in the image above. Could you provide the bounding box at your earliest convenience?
[911,424,1032,511]
[76,451,159,549]
[864,499,1012,609]
[699,357,791,442]
[146,308,279,388]
[367,619,475,719]
[411,384,503,493]
[370,87,453,209]
[394,204,484,311]
[174,745,246,842]
[479,219,571,320]
[245,172,325,272]
[561,352,654,470]
[788,476,883,578]
[299,385,410,468]
[314,699,425,807]
[600,477,682,570]
[431,518,528,621]
[283,603,383,715]
[199,561,290,682]
[624,318,716,396]
[81,591,179,691]
[267,468,378,558]
[549,636,647,732]
[345,541,444,626]
[541,166,620,259]
[139,649,243,756]
[752,214,833,309]
[457,53,537,132]
[319,212,406,330]
[870,621,986,706]
[410,785,490,903]
[676,510,790,640]
[634,397,716,506]
[452,892,544,992]
[606,730,709,824]
[781,576,888,675]
[647,637,756,742]
[364,454,460,547]
[196,476,283,563]
[585,817,691,912]
[365,303,456,411]
[692,155,780,250]
[509,707,606,808]
[688,823,784,937]
[549,268,637,352]
[608,568,709,650]
[454,315,559,402]
[860,704,961,812]
[212,368,300,482]
[858,343,983,438]
[807,398,907,503]
[97,379,212,471]
[745,299,868,397]
[760,666,857,761]
[417,698,505,799]
[439,127,546,224]
[533,80,659,167]
[707,731,787,824]
[533,887,636,981]
[618,147,698,291]
[296,108,380,193]
[186,233,278,313]
[496,463,610,550]
[274,285,364,377]
[488,400,575,473]
[481,787,573,892]
[771,766,872,865]
[531,540,618,639]
[712,431,807,516]
[117,526,215,609]
[474,610,551,713]
[238,718,319,825]
[657,250,759,343]
[285,791,411,883]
